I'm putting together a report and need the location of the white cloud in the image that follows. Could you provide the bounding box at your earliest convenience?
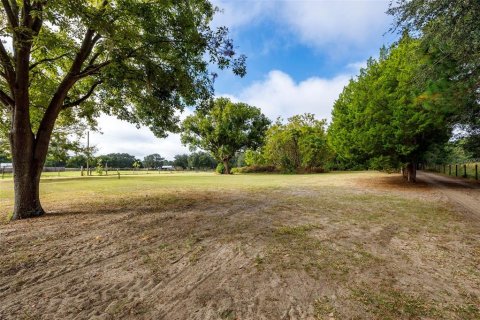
[280,1,391,53]
[211,0,274,30]
[89,116,189,160]
[211,0,392,54]
[226,70,351,122]
[346,60,368,72]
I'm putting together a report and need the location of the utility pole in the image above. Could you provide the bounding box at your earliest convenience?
[86,131,90,176]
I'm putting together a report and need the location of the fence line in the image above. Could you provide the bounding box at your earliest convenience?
[425,163,479,180]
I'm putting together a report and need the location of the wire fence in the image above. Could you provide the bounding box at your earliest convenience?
[425,163,479,180]
[1,167,215,179]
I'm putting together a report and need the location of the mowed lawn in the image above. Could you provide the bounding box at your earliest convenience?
[0,172,479,319]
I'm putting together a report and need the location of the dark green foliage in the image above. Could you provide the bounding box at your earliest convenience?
[143,154,165,169]
[96,153,139,168]
[0,154,9,162]
[215,162,225,174]
[232,165,278,174]
[66,154,88,168]
[389,0,480,88]
[181,98,270,174]
[389,0,480,138]
[187,151,217,170]
[173,154,189,169]
[328,36,458,171]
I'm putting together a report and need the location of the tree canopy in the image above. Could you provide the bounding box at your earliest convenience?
[181,98,270,174]
[328,36,459,181]
[388,0,480,152]
[261,114,331,172]
[143,154,165,169]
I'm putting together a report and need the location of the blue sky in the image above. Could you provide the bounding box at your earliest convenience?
[92,0,398,159]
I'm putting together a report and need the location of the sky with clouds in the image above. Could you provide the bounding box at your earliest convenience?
[91,0,398,160]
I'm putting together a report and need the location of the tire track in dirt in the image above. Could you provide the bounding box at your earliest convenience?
[417,171,480,222]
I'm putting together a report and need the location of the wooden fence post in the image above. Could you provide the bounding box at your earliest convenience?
[455,164,458,177]
[449,165,451,176]
[464,164,467,178]
[476,164,478,180]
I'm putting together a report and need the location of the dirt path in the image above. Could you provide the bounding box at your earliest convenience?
[417,171,480,221]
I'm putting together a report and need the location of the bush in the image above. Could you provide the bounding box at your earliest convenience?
[216,163,225,174]
[235,165,278,173]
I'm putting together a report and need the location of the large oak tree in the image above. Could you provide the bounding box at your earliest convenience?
[0,1,246,220]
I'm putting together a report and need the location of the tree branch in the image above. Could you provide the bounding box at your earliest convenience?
[76,60,111,79]
[0,40,15,86]
[62,81,102,109]
[29,53,70,70]
[0,88,14,108]
[1,0,19,28]
[87,51,102,67]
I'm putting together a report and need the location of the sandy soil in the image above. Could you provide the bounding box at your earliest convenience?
[1,172,479,319]
[417,171,480,221]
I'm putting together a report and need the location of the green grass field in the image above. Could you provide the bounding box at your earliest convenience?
[1,172,479,319]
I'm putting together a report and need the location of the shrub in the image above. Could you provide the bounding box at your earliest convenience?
[235,165,278,173]
[216,163,225,174]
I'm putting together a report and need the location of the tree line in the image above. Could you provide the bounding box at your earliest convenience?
[53,152,218,171]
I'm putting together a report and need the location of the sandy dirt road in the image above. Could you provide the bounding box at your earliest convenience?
[417,171,480,221]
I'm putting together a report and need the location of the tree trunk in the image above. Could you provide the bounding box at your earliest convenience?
[406,162,416,183]
[10,128,46,220]
[223,160,230,174]
[12,165,44,219]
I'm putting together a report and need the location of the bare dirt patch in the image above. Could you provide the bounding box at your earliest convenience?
[417,171,480,222]
[1,172,479,319]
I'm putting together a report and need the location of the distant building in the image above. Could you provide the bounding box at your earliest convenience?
[161,165,175,171]
[0,163,12,169]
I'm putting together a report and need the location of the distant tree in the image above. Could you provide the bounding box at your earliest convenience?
[173,154,189,169]
[0,134,10,162]
[98,153,138,168]
[143,154,164,169]
[233,152,246,168]
[262,114,331,172]
[162,160,174,166]
[45,129,83,167]
[181,98,270,174]
[188,152,217,170]
[66,155,88,168]
[133,161,142,170]
[422,140,475,166]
